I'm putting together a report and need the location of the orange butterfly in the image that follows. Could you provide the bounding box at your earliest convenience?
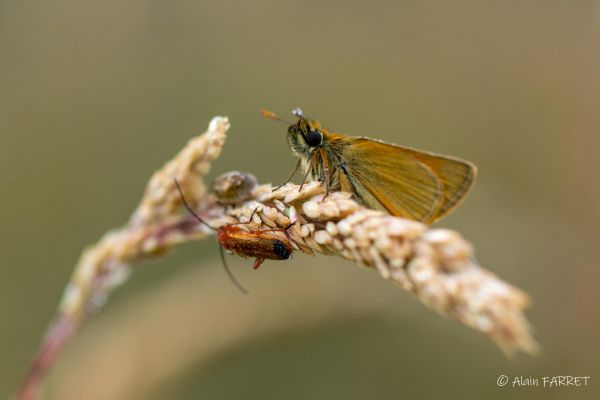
[262,108,477,224]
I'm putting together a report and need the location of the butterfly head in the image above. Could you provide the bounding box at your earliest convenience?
[287,108,324,156]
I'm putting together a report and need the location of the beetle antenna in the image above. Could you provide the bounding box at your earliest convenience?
[219,245,249,294]
[174,178,216,231]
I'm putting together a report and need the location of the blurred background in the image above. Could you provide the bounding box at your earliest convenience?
[1,0,599,399]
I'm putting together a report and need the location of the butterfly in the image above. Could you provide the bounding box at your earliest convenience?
[262,108,477,224]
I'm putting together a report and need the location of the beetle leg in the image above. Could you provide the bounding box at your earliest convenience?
[253,258,265,269]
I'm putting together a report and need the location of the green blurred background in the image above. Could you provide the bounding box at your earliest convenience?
[1,0,599,399]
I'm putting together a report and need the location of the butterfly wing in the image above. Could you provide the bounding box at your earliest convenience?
[335,137,477,223]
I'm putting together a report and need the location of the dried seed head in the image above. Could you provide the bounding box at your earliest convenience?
[20,114,538,400]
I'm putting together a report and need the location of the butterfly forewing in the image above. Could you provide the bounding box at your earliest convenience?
[338,137,476,223]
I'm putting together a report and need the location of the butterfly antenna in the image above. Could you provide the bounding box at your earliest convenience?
[219,245,249,294]
[174,178,216,231]
[292,107,311,124]
[260,108,293,125]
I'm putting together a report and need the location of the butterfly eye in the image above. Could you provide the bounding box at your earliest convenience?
[304,130,322,147]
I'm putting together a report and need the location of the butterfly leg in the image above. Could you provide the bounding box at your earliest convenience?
[299,151,317,191]
[321,163,330,200]
[298,164,312,191]
[273,159,300,191]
